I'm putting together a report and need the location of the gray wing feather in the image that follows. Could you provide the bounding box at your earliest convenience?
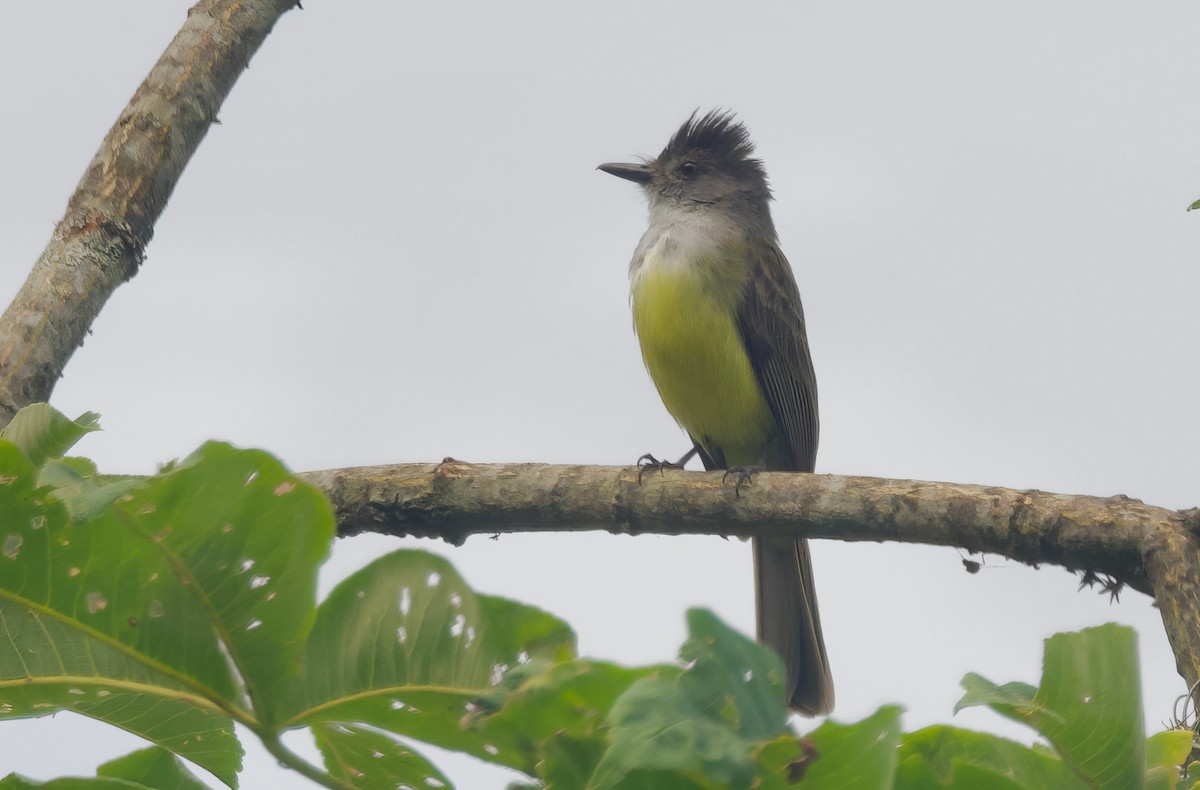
[736,240,833,715]
[735,241,819,472]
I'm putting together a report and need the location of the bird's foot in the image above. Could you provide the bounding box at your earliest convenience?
[636,453,686,484]
[722,465,764,498]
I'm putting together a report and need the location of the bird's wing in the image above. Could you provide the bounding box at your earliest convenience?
[735,240,819,472]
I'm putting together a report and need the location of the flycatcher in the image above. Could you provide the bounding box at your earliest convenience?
[599,111,833,715]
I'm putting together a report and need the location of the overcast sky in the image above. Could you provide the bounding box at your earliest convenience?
[3,2,1199,787]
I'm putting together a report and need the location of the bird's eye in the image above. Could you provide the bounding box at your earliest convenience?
[678,161,700,177]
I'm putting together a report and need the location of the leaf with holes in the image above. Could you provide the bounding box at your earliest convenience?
[312,722,453,790]
[278,550,576,775]
[0,441,241,785]
[677,608,791,740]
[119,441,334,721]
[0,440,335,786]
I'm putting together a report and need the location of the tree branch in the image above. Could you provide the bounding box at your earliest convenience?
[302,460,1200,692]
[0,0,298,427]
[303,461,1175,593]
[1145,508,1200,698]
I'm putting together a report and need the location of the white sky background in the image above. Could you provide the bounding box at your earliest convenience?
[3,2,1199,787]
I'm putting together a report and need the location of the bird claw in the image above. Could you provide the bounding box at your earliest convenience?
[636,453,685,484]
[722,465,763,498]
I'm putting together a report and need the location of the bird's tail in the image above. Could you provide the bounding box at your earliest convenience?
[754,536,834,715]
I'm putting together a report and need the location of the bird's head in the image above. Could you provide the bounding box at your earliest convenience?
[599,110,772,210]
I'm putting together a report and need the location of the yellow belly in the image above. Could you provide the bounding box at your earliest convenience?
[631,263,776,467]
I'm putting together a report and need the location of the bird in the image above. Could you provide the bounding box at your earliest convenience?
[599,110,833,715]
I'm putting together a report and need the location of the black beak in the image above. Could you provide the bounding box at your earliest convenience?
[597,161,653,184]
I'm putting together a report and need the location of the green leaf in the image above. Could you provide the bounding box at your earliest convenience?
[0,404,99,466]
[281,550,576,774]
[955,624,1143,789]
[0,440,241,785]
[588,772,707,790]
[1182,758,1200,788]
[589,672,753,790]
[536,733,608,788]
[0,441,336,786]
[39,455,97,480]
[121,442,335,720]
[1144,729,1192,790]
[582,607,816,790]
[312,722,454,790]
[753,735,813,790]
[896,725,1084,788]
[0,747,210,789]
[37,458,142,523]
[1188,198,1200,211]
[954,676,1041,717]
[97,746,209,789]
[802,705,903,789]
[928,763,1024,789]
[1145,729,1192,769]
[677,608,790,740]
[0,775,156,789]
[471,658,655,743]
[452,656,653,784]
[586,607,807,790]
